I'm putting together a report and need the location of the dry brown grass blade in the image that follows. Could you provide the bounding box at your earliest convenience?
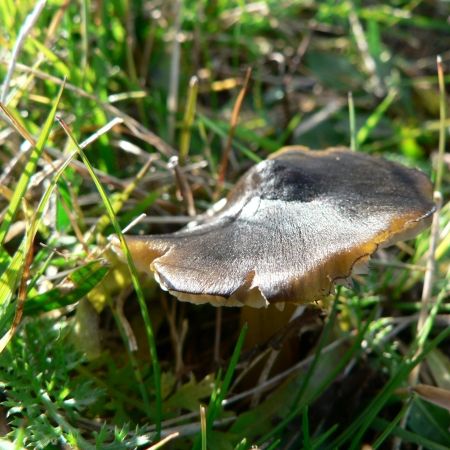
[0,110,128,195]
[411,384,450,412]
[168,156,196,217]
[0,61,175,156]
[0,237,34,352]
[0,102,36,145]
[395,55,446,450]
[250,348,280,407]
[293,98,345,138]
[146,431,180,450]
[115,286,137,352]
[0,99,60,186]
[409,55,446,383]
[216,67,252,194]
[200,404,207,449]
[416,192,443,334]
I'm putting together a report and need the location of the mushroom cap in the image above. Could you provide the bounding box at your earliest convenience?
[117,147,435,307]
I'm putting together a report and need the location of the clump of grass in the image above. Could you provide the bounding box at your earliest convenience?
[0,1,449,449]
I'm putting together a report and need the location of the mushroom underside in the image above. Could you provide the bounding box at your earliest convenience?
[123,200,432,307]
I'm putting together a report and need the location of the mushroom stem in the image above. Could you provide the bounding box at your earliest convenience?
[213,308,223,364]
[239,303,301,383]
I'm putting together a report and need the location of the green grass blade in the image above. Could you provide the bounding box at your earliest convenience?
[372,418,449,450]
[332,324,450,449]
[258,306,375,446]
[57,118,162,438]
[193,323,248,450]
[265,439,281,450]
[310,424,339,449]
[210,323,248,420]
[179,76,198,165]
[198,114,262,162]
[292,295,339,407]
[24,261,108,315]
[348,91,356,150]
[0,241,25,317]
[302,406,310,448]
[0,83,64,246]
[372,398,412,449]
[0,149,77,344]
[356,89,397,148]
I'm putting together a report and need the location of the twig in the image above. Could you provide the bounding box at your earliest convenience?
[46,147,149,194]
[122,213,148,234]
[168,156,196,217]
[146,432,180,450]
[96,213,147,259]
[80,117,124,149]
[288,31,311,75]
[142,315,450,435]
[250,348,280,407]
[216,67,252,194]
[293,98,344,138]
[0,108,125,191]
[224,336,350,407]
[96,215,193,225]
[160,296,187,376]
[159,416,235,439]
[231,346,273,391]
[1,0,47,104]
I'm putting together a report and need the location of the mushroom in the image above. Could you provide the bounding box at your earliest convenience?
[114,146,435,308]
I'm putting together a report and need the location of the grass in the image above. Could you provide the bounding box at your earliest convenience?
[0,0,449,449]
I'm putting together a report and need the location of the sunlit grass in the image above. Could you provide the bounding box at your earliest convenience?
[0,0,448,448]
